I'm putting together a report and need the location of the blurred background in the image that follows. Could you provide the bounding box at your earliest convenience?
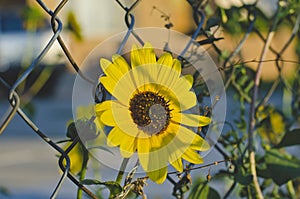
[0,0,299,198]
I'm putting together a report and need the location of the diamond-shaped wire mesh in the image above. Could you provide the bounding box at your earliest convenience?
[0,0,299,198]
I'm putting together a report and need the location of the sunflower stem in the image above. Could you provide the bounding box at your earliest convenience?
[116,158,130,184]
[77,146,89,199]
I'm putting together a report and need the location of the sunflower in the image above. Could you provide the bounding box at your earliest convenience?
[95,42,211,184]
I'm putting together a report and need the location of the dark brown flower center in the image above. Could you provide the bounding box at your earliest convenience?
[129,91,171,135]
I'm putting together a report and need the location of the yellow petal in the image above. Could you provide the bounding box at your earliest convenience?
[158,125,184,172]
[143,42,156,65]
[157,53,173,67]
[170,158,183,172]
[95,100,130,133]
[107,127,137,158]
[112,105,139,137]
[162,124,209,164]
[101,74,135,106]
[99,57,135,105]
[107,127,123,147]
[172,113,211,127]
[119,134,137,158]
[131,42,156,68]
[95,100,121,112]
[156,64,180,88]
[76,105,93,119]
[172,59,182,74]
[138,136,169,172]
[107,127,135,148]
[167,136,188,164]
[148,146,163,170]
[100,58,124,83]
[131,65,151,91]
[147,167,168,184]
[190,134,210,151]
[100,76,116,96]
[164,90,195,112]
[174,125,209,151]
[149,134,162,149]
[157,53,182,75]
[170,75,196,111]
[130,44,141,68]
[182,148,204,164]
[100,109,116,126]
[156,54,182,90]
[137,138,151,170]
[172,75,193,91]
[111,54,130,74]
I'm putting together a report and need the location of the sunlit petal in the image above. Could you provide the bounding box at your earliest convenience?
[100,58,124,83]
[182,148,204,164]
[107,127,125,147]
[120,135,137,158]
[147,166,168,184]
[100,109,116,126]
[95,100,124,113]
[138,138,151,170]
[172,113,211,127]
[172,74,193,91]
[170,158,183,172]
[112,54,130,74]
[131,42,156,68]
[157,53,173,67]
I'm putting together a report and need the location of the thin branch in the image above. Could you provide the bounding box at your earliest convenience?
[222,58,300,70]
[222,8,257,69]
[248,21,276,199]
[168,159,231,175]
[257,78,280,108]
[274,13,300,92]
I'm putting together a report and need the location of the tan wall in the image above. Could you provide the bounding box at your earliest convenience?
[133,0,195,33]
[25,0,298,81]
[216,27,297,81]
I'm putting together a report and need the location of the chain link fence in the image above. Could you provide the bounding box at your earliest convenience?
[1,0,300,198]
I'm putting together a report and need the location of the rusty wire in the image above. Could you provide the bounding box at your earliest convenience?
[0,0,299,198]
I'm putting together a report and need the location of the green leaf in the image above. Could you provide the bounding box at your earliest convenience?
[257,149,300,185]
[234,173,253,186]
[188,181,220,199]
[275,129,300,148]
[81,179,122,198]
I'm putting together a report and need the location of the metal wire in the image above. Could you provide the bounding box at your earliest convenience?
[179,9,205,58]
[0,77,20,135]
[0,0,143,198]
[0,0,299,198]
[0,75,71,198]
[117,0,145,46]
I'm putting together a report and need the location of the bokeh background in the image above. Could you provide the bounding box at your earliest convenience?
[0,0,299,198]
